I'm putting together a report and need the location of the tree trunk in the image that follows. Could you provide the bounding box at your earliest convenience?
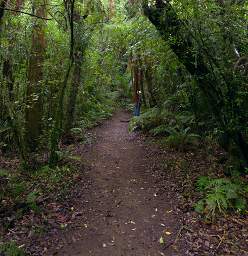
[0,0,7,21]
[0,0,8,31]
[25,0,46,152]
[144,65,156,107]
[65,51,83,132]
[3,59,14,99]
[139,67,147,107]
[109,0,115,18]
[132,58,140,103]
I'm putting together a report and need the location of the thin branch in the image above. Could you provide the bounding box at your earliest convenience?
[0,7,52,20]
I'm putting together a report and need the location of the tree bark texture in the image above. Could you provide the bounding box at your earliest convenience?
[25,0,46,152]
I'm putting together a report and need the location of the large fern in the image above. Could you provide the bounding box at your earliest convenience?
[195,177,247,218]
[164,127,200,150]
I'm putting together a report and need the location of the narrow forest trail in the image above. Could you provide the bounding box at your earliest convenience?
[50,110,186,256]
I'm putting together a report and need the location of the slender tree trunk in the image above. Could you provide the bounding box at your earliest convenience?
[0,0,7,21]
[64,6,85,133]
[132,58,140,103]
[3,59,14,99]
[49,60,73,166]
[144,65,156,107]
[65,51,83,132]
[109,0,115,18]
[139,67,147,107]
[0,0,8,31]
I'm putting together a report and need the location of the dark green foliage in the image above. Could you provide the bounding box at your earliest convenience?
[0,163,79,230]
[195,176,247,218]
[163,127,200,151]
[143,0,248,166]
[130,108,200,150]
[129,108,165,131]
[0,242,26,256]
[26,191,40,212]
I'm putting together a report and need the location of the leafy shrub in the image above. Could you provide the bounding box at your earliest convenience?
[129,108,200,151]
[149,124,170,136]
[162,127,200,151]
[0,163,80,230]
[129,108,197,137]
[195,176,247,218]
[70,127,83,136]
[129,107,163,132]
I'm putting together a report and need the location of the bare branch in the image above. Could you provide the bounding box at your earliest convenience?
[0,7,52,20]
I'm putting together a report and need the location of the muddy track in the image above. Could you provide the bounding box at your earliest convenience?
[50,110,186,256]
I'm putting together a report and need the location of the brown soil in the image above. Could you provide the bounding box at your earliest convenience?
[48,110,187,255]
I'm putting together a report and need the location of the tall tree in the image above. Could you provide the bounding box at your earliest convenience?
[25,0,47,152]
[143,0,248,165]
[64,0,105,133]
[64,10,85,133]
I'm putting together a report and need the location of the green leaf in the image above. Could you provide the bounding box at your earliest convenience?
[159,236,164,244]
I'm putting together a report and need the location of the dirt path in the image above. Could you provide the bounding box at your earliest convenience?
[53,111,186,256]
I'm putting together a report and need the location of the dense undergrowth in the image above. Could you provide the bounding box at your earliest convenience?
[0,162,78,228]
[130,108,248,218]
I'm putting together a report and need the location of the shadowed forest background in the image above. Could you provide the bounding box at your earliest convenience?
[0,0,248,255]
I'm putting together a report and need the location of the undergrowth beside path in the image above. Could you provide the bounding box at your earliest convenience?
[1,111,248,255]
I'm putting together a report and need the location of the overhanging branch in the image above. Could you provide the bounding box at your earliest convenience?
[0,7,52,20]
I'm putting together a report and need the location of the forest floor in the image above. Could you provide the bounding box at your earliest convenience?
[1,110,248,255]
